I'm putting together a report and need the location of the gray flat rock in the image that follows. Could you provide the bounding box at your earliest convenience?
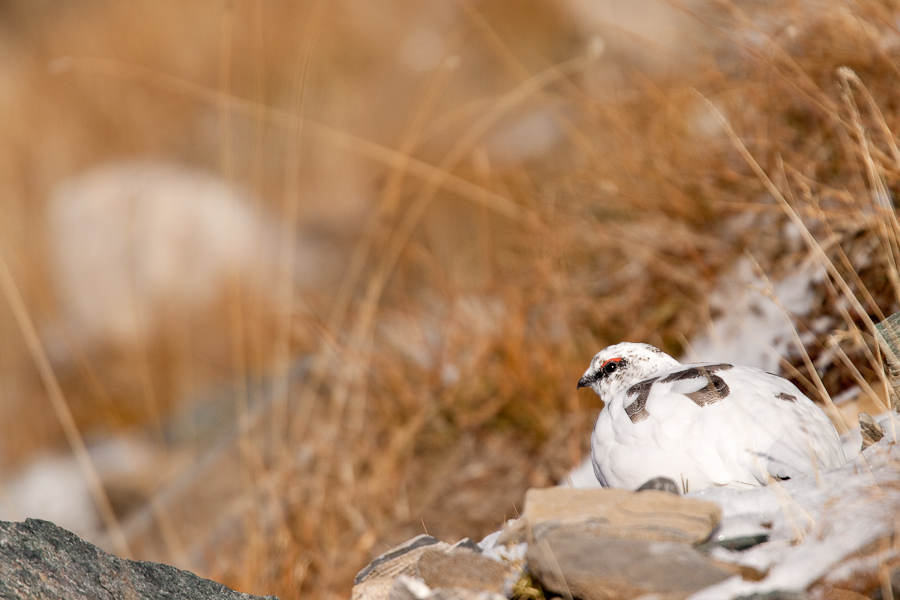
[0,519,276,600]
[526,529,735,600]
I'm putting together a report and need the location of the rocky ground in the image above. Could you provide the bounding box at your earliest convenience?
[352,412,900,600]
[1,405,897,600]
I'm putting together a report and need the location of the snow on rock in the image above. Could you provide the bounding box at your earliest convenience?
[689,411,900,598]
[687,255,825,372]
[557,413,899,598]
[560,455,602,489]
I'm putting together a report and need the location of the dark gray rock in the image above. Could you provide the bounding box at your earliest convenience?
[0,519,277,600]
[637,476,680,494]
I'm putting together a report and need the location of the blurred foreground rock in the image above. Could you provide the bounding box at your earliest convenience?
[0,519,276,600]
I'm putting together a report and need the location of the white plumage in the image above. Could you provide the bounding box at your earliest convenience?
[578,342,846,493]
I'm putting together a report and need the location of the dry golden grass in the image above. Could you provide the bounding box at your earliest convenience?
[0,1,898,599]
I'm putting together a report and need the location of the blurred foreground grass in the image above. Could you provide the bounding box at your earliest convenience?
[0,1,898,599]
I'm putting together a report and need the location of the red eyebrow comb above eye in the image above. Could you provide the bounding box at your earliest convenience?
[600,358,622,368]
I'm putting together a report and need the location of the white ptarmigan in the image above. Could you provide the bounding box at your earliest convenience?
[578,342,846,493]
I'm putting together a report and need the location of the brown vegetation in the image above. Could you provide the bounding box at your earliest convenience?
[0,1,897,599]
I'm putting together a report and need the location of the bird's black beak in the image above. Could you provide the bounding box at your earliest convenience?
[577,376,590,390]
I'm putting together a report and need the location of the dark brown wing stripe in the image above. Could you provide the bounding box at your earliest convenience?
[624,377,659,423]
[660,364,734,407]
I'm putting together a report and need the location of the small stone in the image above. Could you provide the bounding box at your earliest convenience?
[858,412,884,449]
[494,517,527,546]
[696,534,769,553]
[523,487,721,545]
[526,529,735,600]
[637,476,680,494]
[874,312,900,413]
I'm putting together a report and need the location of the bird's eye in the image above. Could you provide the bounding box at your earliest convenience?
[602,359,621,375]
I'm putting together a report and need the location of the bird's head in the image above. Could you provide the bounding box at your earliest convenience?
[577,342,681,402]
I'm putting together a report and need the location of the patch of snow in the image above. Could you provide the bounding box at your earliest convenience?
[0,436,155,543]
[559,455,602,489]
[831,386,861,406]
[394,574,433,599]
[840,426,863,463]
[687,255,826,372]
[0,454,100,540]
[479,531,527,565]
[478,529,528,595]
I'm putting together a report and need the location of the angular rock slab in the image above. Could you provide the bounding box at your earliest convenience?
[353,535,511,600]
[522,487,721,544]
[0,519,276,600]
[353,535,446,600]
[416,546,510,593]
[526,529,735,600]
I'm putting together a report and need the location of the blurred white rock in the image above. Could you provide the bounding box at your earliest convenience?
[0,436,155,543]
[44,161,336,356]
[0,453,100,540]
